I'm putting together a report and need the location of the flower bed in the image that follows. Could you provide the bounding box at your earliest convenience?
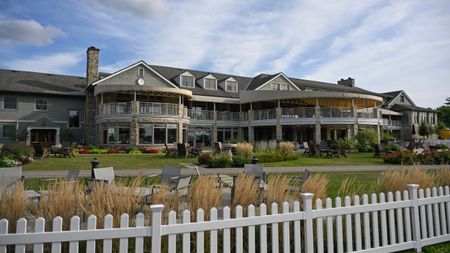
[75,145,159,155]
[384,150,450,165]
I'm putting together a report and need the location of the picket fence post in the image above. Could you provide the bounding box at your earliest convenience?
[302,193,314,253]
[408,184,422,253]
[151,204,164,253]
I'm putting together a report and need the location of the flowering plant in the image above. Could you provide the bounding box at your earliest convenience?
[0,157,22,167]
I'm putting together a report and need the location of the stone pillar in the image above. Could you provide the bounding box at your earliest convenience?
[212,103,218,143]
[248,109,254,144]
[351,99,358,138]
[326,127,331,140]
[293,126,298,142]
[177,122,183,143]
[276,104,282,141]
[314,105,321,144]
[84,47,100,145]
[376,107,381,143]
[130,119,139,145]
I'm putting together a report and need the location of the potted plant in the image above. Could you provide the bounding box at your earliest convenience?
[437,121,450,140]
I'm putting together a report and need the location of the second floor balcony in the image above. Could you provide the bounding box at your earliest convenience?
[99,102,187,117]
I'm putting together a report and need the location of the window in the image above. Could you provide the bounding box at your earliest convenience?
[139,124,153,144]
[204,78,217,90]
[154,124,166,144]
[400,95,405,103]
[3,96,17,109]
[225,81,238,92]
[68,110,80,128]
[138,67,144,77]
[167,124,177,143]
[280,83,290,90]
[2,125,16,139]
[35,98,48,111]
[181,75,194,88]
[119,128,130,144]
[271,83,280,90]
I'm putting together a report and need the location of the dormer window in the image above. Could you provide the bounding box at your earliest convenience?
[138,67,144,77]
[181,75,194,88]
[204,78,217,90]
[400,95,405,103]
[225,80,238,92]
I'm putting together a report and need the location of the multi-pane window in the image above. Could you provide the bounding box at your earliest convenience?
[204,78,217,90]
[138,67,144,77]
[271,83,280,90]
[139,124,153,144]
[400,95,405,103]
[2,125,15,138]
[3,96,17,109]
[68,110,80,128]
[35,98,48,111]
[225,81,238,92]
[181,75,194,88]
[280,83,290,90]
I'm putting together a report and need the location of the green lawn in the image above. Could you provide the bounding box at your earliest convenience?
[23,152,385,171]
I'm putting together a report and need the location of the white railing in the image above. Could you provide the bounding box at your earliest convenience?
[2,185,450,253]
[358,108,377,119]
[320,107,353,118]
[281,107,315,119]
[254,108,276,120]
[217,111,240,121]
[101,102,131,115]
[139,102,178,116]
[188,109,214,120]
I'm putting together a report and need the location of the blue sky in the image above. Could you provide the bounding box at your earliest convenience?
[1,0,449,108]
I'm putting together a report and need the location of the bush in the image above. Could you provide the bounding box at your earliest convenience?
[7,143,33,159]
[355,129,378,146]
[384,145,401,152]
[339,138,356,150]
[383,150,449,165]
[435,144,448,150]
[358,145,374,153]
[0,158,21,167]
[208,154,232,168]
[236,143,253,158]
[127,146,141,154]
[198,152,213,165]
[279,141,295,155]
[256,151,299,163]
[232,155,251,167]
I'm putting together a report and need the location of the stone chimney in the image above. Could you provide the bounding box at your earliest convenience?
[86,46,99,86]
[337,77,355,87]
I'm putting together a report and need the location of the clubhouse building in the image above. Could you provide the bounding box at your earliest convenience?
[0,47,438,147]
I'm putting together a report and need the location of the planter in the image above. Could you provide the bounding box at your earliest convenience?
[0,166,23,191]
[438,129,450,140]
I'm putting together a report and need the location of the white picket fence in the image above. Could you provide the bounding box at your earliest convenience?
[1,184,450,253]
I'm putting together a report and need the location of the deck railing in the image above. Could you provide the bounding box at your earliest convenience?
[282,107,316,119]
[1,185,450,253]
[320,107,353,118]
[217,111,240,121]
[254,108,276,120]
[188,109,214,120]
[101,102,131,115]
[139,102,179,116]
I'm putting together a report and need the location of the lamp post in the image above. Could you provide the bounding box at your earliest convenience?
[91,157,99,178]
[251,156,259,164]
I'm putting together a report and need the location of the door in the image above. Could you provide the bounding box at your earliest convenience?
[30,129,57,148]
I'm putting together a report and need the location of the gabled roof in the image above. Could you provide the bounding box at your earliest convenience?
[91,61,178,89]
[253,72,301,91]
[290,77,381,96]
[29,117,59,128]
[390,104,434,112]
[245,73,280,90]
[380,90,416,108]
[0,69,85,96]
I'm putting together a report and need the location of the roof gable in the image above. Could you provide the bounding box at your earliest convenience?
[255,73,300,91]
[385,90,416,108]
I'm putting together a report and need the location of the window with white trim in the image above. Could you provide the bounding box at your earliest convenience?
[3,96,17,109]
[225,81,238,92]
[280,83,290,90]
[138,67,144,77]
[271,83,280,90]
[181,75,194,88]
[1,125,15,139]
[204,78,217,90]
[68,110,80,128]
[35,98,48,111]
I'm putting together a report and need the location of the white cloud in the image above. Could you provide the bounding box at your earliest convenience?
[0,19,64,46]
[89,0,169,19]
[6,52,82,74]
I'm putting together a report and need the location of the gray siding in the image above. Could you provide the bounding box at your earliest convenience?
[259,76,297,90]
[391,93,414,106]
[97,64,174,88]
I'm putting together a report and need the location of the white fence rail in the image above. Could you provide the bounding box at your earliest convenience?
[1,184,450,252]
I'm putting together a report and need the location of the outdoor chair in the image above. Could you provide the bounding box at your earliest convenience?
[287,169,311,193]
[308,143,319,157]
[214,142,223,154]
[164,143,177,158]
[244,164,266,186]
[373,143,386,158]
[0,166,41,200]
[42,168,80,183]
[303,142,310,155]
[159,166,182,189]
[177,143,188,158]
[189,142,204,157]
[32,142,50,159]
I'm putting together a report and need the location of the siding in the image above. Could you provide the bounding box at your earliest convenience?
[97,64,174,88]
[259,75,297,90]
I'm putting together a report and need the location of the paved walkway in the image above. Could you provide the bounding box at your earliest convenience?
[23,164,444,178]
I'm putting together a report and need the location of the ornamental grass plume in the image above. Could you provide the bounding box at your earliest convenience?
[151,183,179,223]
[0,182,29,232]
[279,142,295,155]
[232,173,259,209]
[35,180,86,230]
[434,165,450,187]
[337,178,365,200]
[188,175,222,221]
[374,166,435,193]
[264,175,292,205]
[301,174,329,203]
[236,143,253,158]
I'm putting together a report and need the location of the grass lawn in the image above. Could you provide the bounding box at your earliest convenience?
[23,152,385,171]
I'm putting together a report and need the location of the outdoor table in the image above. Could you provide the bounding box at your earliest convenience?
[222,143,237,156]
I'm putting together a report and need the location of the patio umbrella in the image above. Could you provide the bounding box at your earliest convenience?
[412,124,416,135]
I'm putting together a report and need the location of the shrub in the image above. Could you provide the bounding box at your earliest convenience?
[236,143,253,158]
[0,157,21,167]
[189,175,221,221]
[355,129,377,146]
[7,143,33,159]
[208,154,232,168]
[358,144,374,153]
[435,144,448,150]
[434,151,450,164]
[384,145,401,152]
[232,155,251,167]
[279,141,295,155]
[198,152,213,165]
[127,146,141,154]
[339,138,356,150]
[256,151,283,163]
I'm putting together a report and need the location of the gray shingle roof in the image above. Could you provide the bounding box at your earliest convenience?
[0,69,85,96]
[290,77,381,96]
[390,104,435,112]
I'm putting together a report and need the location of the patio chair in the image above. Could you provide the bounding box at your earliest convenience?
[189,142,204,157]
[93,167,115,185]
[160,166,181,189]
[177,143,188,158]
[164,143,177,158]
[303,142,310,155]
[244,164,266,183]
[32,142,50,159]
[0,166,41,200]
[214,142,223,154]
[373,143,386,158]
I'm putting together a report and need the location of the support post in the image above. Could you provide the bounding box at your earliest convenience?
[408,184,422,253]
[276,100,282,141]
[302,193,314,253]
[315,105,321,144]
[151,204,164,253]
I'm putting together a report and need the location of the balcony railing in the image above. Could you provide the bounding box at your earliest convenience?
[320,108,352,118]
[254,109,276,120]
[140,102,178,116]
[102,102,131,115]
[382,119,403,127]
[217,111,240,121]
[357,111,375,119]
[188,109,214,120]
[282,107,315,119]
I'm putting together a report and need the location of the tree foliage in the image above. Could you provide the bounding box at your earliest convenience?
[419,121,431,137]
[437,104,450,128]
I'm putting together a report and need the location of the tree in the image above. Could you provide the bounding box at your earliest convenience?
[419,121,431,138]
[437,99,450,128]
[446,97,450,105]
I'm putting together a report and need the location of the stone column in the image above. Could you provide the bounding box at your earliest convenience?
[248,109,254,144]
[351,99,358,138]
[293,126,298,142]
[129,101,139,145]
[177,122,183,143]
[376,107,381,143]
[314,105,321,144]
[212,103,218,143]
[276,101,282,141]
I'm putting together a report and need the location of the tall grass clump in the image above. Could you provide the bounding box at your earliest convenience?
[189,175,221,221]
[337,178,365,199]
[374,166,435,193]
[35,181,86,230]
[82,177,146,226]
[434,165,450,187]
[255,141,268,152]
[302,174,329,202]
[236,143,253,158]
[279,142,295,155]
[264,175,292,205]
[151,183,179,222]
[0,182,29,232]
[232,173,259,209]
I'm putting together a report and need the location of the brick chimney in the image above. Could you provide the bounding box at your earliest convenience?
[337,77,355,87]
[86,46,99,86]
